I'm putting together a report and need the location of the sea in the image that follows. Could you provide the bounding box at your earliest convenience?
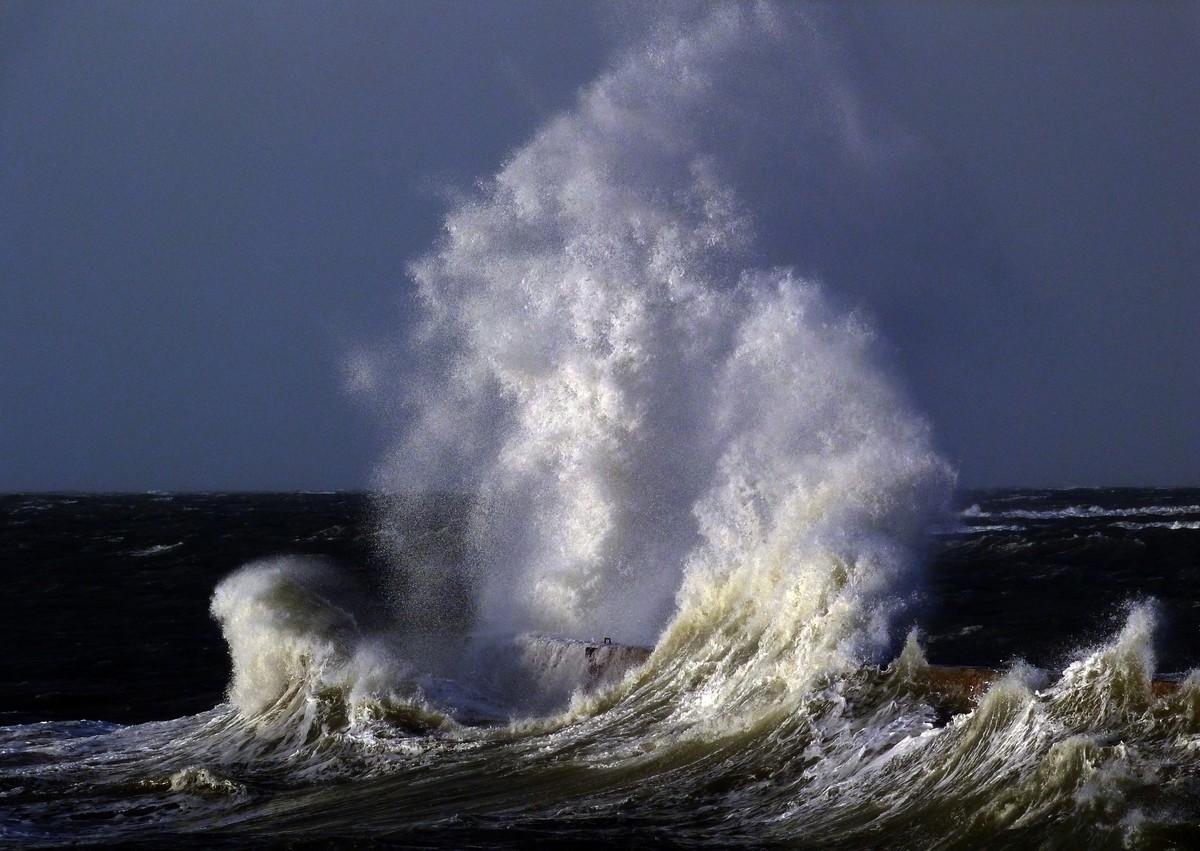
[7,5,1198,848]
[2,489,1200,849]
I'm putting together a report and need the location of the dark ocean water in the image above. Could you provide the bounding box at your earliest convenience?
[3,489,1200,848]
[1,493,378,726]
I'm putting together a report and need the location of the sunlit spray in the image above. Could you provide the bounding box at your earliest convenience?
[360,2,953,702]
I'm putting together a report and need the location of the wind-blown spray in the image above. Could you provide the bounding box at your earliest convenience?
[366,2,953,687]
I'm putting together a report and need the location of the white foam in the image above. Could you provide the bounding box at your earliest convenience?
[962,504,1200,521]
[356,5,953,717]
[209,558,433,729]
[131,542,184,557]
[1112,520,1200,531]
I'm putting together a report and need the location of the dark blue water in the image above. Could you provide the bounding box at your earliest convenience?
[4,489,1198,726]
[3,489,1200,849]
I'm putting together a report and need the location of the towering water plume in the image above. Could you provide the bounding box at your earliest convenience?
[362,3,954,678]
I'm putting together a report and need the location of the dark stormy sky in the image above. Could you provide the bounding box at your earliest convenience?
[2,1,1197,491]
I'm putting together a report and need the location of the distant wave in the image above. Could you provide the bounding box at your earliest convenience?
[130,542,184,557]
[962,503,1200,521]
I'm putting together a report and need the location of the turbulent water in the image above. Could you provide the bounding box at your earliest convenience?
[4,490,1200,848]
[6,4,1200,848]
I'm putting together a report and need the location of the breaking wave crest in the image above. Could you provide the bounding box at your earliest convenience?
[210,558,452,736]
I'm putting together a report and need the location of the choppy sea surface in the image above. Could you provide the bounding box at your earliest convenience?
[3,489,1200,849]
